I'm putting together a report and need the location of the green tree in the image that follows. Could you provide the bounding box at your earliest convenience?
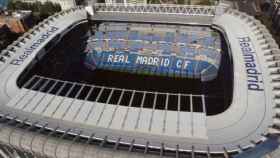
[196,0,211,5]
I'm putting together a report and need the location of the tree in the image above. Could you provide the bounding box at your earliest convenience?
[196,0,211,5]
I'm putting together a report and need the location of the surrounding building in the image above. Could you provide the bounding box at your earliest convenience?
[0,11,33,51]
[20,0,76,10]
[0,11,33,33]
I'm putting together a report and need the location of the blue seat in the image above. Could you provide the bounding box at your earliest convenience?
[119,41,126,49]
[130,42,142,51]
[108,31,115,39]
[159,43,171,55]
[164,32,175,43]
[184,46,196,57]
[114,31,121,39]
[202,49,217,60]
[114,32,120,39]
[203,37,215,47]
[199,49,208,57]
[95,31,103,39]
[145,43,156,50]
[189,34,199,44]
[150,44,157,51]
[109,40,118,49]
[178,34,188,43]
[128,31,139,40]
[130,41,139,51]
[179,46,188,56]
[137,42,143,50]
[107,40,112,48]
[115,31,127,39]
[148,34,154,42]
[141,34,152,41]
[114,41,122,49]
[179,46,186,52]
[152,35,161,41]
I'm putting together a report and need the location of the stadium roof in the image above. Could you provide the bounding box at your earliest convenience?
[0,3,279,158]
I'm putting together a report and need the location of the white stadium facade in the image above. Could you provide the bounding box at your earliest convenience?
[0,2,280,158]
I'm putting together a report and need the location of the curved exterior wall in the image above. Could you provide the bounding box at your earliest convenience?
[0,3,279,158]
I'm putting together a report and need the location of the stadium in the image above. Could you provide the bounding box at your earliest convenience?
[0,2,279,158]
